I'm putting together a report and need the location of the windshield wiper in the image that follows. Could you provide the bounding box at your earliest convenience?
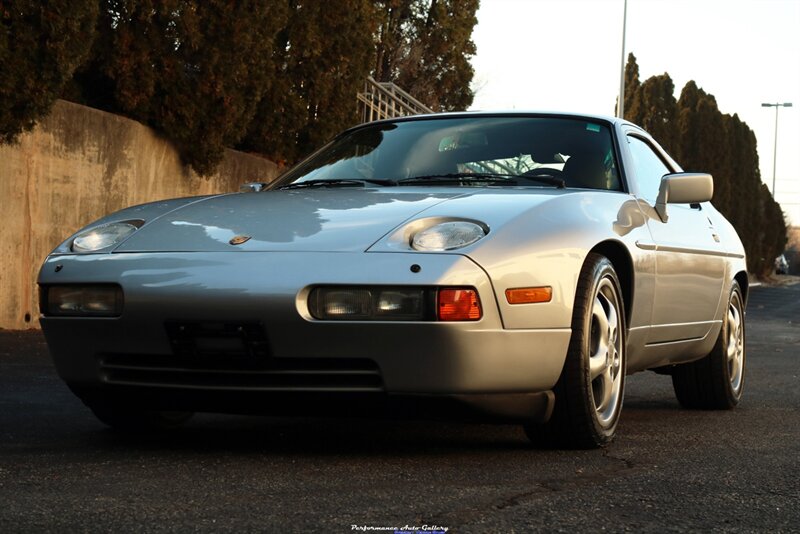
[398,173,565,188]
[399,173,516,186]
[278,178,396,190]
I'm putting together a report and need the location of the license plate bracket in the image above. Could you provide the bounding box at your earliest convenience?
[165,321,270,360]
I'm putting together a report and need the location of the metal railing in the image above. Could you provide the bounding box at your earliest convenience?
[357,76,433,122]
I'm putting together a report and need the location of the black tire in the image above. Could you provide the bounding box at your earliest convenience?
[671,280,746,409]
[524,253,627,448]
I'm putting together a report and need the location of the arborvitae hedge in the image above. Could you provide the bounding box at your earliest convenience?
[0,0,98,143]
[73,0,290,176]
[1,1,479,174]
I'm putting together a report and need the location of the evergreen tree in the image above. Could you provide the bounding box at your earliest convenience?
[61,0,478,170]
[676,82,730,210]
[241,0,378,165]
[0,0,98,143]
[726,117,786,275]
[758,184,788,275]
[74,0,288,175]
[620,52,641,118]
[373,0,416,86]
[373,0,478,111]
[629,73,679,154]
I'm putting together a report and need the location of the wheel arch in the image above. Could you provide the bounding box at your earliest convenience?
[589,240,634,326]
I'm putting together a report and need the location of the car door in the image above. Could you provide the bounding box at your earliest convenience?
[625,133,726,344]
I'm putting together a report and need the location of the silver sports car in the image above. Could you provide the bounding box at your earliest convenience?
[38,112,747,448]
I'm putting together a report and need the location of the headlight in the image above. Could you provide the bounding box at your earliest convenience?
[71,221,142,253]
[411,221,487,251]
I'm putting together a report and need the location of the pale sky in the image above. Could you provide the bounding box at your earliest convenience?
[469,0,800,226]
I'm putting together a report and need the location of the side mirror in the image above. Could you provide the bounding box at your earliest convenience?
[655,173,713,222]
[240,182,267,193]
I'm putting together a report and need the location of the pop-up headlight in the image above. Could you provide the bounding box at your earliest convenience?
[411,221,487,251]
[71,221,142,253]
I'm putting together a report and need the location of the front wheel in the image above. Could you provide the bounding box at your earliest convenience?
[671,280,746,409]
[525,253,626,448]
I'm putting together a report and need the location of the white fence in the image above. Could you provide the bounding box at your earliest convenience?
[357,77,433,122]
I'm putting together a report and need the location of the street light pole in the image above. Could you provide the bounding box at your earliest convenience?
[618,0,628,119]
[761,102,793,197]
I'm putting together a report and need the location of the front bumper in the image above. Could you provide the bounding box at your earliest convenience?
[40,252,571,419]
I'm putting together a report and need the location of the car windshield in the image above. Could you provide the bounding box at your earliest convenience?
[273,116,621,191]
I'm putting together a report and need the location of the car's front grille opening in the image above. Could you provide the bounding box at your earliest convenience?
[98,353,384,392]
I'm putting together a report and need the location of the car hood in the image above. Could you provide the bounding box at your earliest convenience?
[114,187,568,253]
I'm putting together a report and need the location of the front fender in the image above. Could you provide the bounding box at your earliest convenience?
[467,191,655,330]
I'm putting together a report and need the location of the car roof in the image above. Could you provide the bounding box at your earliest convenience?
[348,110,636,132]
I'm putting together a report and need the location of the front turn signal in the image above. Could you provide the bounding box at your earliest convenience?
[438,288,482,321]
[505,286,552,304]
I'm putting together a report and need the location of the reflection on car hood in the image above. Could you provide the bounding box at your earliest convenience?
[114,188,565,253]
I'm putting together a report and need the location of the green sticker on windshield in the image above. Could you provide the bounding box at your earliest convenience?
[586,123,601,133]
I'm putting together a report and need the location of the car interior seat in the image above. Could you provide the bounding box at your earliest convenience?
[562,153,610,190]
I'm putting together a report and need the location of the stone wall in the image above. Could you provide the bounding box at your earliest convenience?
[0,100,279,330]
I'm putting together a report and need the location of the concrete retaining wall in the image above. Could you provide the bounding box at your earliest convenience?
[0,100,279,330]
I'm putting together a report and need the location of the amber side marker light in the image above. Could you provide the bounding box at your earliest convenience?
[438,288,482,321]
[505,286,552,305]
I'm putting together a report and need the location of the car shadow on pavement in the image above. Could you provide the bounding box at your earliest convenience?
[85,415,535,455]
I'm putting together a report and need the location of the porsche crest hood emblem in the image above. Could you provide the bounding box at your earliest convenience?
[229,235,251,246]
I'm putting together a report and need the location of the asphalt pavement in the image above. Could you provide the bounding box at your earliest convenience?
[0,282,798,533]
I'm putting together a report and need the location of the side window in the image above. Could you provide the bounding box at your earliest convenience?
[626,136,671,202]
